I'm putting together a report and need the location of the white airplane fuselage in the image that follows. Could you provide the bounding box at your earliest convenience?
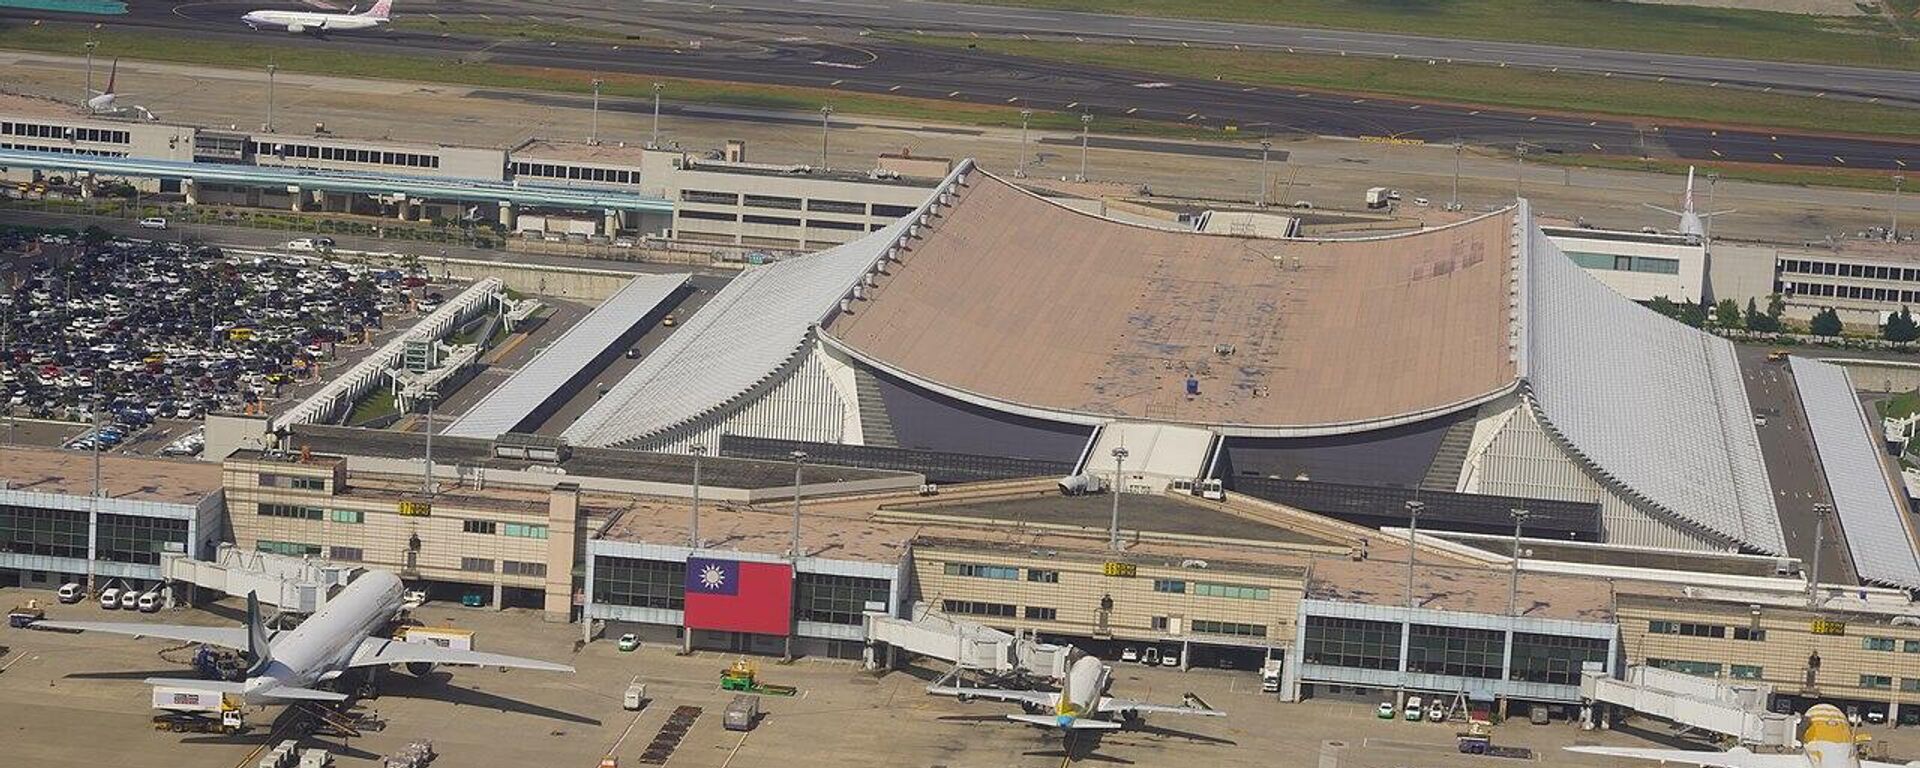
[1054,655,1109,726]
[242,9,385,32]
[245,570,403,698]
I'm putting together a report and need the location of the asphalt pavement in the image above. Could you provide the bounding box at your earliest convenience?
[689,0,1920,104]
[2,2,1915,170]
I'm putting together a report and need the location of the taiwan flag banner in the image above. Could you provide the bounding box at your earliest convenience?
[683,557,794,636]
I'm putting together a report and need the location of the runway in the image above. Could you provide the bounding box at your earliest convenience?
[688,0,1920,105]
[2,0,1916,170]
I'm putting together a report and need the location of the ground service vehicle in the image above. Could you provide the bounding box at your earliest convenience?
[9,599,45,627]
[1259,660,1282,693]
[1365,187,1392,209]
[152,686,246,734]
[724,694,759,732]
[624,682,647,711]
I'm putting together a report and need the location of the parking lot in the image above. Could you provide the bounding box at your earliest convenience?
[11,588,1909,768]
[0,230,449,455]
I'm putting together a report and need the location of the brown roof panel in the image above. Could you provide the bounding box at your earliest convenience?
[827,172,1518,430]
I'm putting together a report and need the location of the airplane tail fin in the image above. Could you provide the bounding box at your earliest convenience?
[1682,165,1697,217]
[244,591,272,677]
[360,0,392,19]
[103,58,117,96]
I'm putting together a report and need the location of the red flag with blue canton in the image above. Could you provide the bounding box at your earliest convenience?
[683,557,793,636]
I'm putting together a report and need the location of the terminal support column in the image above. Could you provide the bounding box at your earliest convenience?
[182,178,198,206]
[289,186,304,213]
[497,201,516,231]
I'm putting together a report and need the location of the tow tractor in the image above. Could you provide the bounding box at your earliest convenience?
[1456,719,1531,758]
[718,660,797,696]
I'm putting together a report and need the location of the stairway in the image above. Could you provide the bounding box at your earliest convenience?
[1419,415,1479,492]
[852,367,898,448]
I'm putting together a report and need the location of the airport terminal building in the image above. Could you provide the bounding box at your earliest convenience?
[0,447,224,594]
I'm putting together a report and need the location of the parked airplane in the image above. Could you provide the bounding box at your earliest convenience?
[1567,704,1901,768]
[1645,165,1734,241]
[82,59,158,121]
[38,569,570,704]
[928,653,1224,731]
[243,0,392,34]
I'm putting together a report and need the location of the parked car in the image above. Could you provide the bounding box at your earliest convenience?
[1428,701,1446,722]
[1160,651,1179,668]
[1405,695,1424,721]
[618,633,641,652]
[119,590,140,610]
[137,217,168,230]
[98,586,121,609]
[460,592,486,608]
[56,582,84,604]
[1376,702,1395,719]
[1120,648,1140,664]
[137,591,162,613]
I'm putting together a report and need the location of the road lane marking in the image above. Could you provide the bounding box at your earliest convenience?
[956,9,1059,20]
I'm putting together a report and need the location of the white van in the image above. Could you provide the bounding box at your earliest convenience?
[119,590,140,610]
[98,587,122,609]
[1405,695,1425,721]
[138,217,168,230]
[57,582,84,604]
[137,591,162,613]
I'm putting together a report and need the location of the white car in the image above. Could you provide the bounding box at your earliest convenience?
[284,238,318,252]
[119,590,140,610]
[1120,647,1140,664]
[98,587,121,609]
[137,592,162,613]
[137,217,168,230]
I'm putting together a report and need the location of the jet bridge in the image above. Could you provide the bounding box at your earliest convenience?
[162,544,361,614]
[865,603,1071,680]
[1582,665,1799,747]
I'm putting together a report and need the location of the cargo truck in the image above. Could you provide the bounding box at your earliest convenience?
[1365,187,1393,209]
[152,685,246,733]
[1259,659,1282,693]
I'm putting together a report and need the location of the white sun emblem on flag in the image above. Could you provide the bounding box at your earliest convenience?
[699,564,727,590]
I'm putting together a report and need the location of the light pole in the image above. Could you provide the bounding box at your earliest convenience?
[650,82,664,149]
[1257,139,1273,208]
[84,40,98,107]
[1706,171,1721,240]
[1077,113,1092,182]
[818,105,834,169]
[265,63,278,133]
[1507,508,1530,616]
[1514,144,1528,199]
[1894,175,1906,242]
[1809,503,1832,606]
[1109,446,1129,552]
[790,450,807,560]
[1450,139,1462,211]
[589,78,604,145]
[87,390,101,594]
[421,388,437,497]
[688,443,705,549]
[1404,500,1425,609]
[1017,108,1033,179]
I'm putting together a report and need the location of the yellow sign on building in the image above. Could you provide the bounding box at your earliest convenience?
[1102,562,1137,578]
[1810,618,1848,636]
[397,500,433,517]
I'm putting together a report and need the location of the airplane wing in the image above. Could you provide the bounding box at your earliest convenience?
[1563,746,1811,768]
[347,636,574,673]
[1006,713,1122,730]
[925,684,1059,709]
[35,621,248,650]
[1095,696,1226,717]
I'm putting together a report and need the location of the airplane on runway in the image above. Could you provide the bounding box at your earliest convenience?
[82,59,158,121]
[1566,703,1904,768]
[1646,165,1734,242]
[928,653,1224,732]
[243,0,392,34]
[38,569,571,705]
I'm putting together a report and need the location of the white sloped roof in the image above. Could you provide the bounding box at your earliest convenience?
[443,273,689,440]
[1791,357,1920,589]
[1522,205,1785,554]
[561,218,913,447]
